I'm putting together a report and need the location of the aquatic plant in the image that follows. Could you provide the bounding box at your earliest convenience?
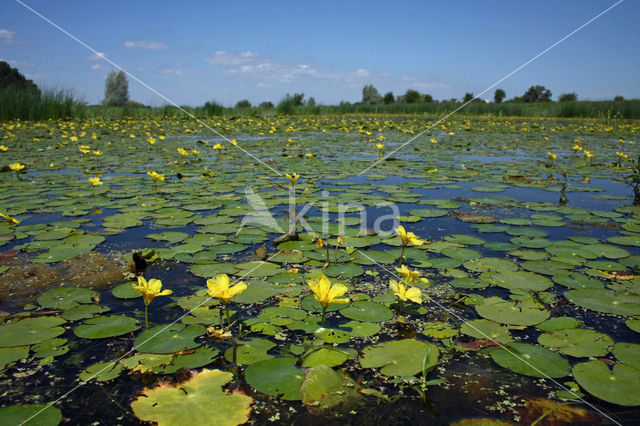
[132,276,173,329]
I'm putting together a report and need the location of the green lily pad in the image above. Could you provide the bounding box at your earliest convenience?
[463,257,518,273]
[224,338,275,365]
[442,247,481,261]
[338,320,381,337]
[300,347,349,368]
[572,361,640,406]
[61,304,110,321]
[74,315,140,339]
[38,287,96,310]
[552,273,603,289]
[0,346,29,372]
[244,357,305,400]
[536,317,583,331]
[314,327,351,344]
[475,297,549,326]
[131,369,253,425]
[538,329,613,357]
[189,262,238,278]
[613,342,640,370]
[324,263,365,278]
[489,343,570,378]
[460,319,512,343]
[423,321,458,339]
[0,317,66,347]
[0,404,62,426]
[627,318,640,334]
[79,361,123,383]
[134,324,206,354]
[32,338,68,359]
[300,364,361,415]
[482,270,552,292]
[112,281,141,299]
[340,301,393,323]
[360,339,439,377]
[564,288,640,316]
[582,243,630,259]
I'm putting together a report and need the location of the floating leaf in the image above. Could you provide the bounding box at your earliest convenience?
[244,357,304,400]
[300,365,361,415]
[359,339,439,376]
[538,329,613,357]
[482,270,552,292]
[38,287,96,310]
[0,404,62,426]
[0,317,66,347]
[74,315,140,339]
[79,361,123,382]
[134,324,205,354]
[131,369,253,425]
[475,297,549,326]
[460,319,512,343]
[613,342,640,370]
[572,361,640,406]
[300,347,349,368]
[340,301,393,323]
[489,343,570,378]
[224,338,275,365]
[564,288,640,316]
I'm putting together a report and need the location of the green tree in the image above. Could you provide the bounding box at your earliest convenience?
[422,94,433,103]
[494,89,506,103]
[362,84,382,104]
[307,96,316,107]
[614,95,625,102]
[0,61,40,96]
[259,101,274,109]
[522,85,552,103]
[463,92,474,103]
[383,92,394,104]
[103,70,129,106]
[404,89,421,104]
[558,93,577,102]
[292,93,305,106]
[235,99,251,108]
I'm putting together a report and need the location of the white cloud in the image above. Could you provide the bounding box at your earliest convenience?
[0,29,18,44]
[89,52,108,61]
[161,68,182,75]
[124,41,168,51]
[206,50,259,66]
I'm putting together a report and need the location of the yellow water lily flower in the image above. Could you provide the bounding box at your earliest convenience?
[93,150,102,157]
[616,152,628,159]
[213,143,223,150]
[177,147,188,157]
[548,151,557,160]
[308,275,349,308]
[305,153,314,158]
[206,273,247,304]
[0,213,20,225]
[395,265,421,284]
[572,144,582,152]
[191,149,199,155]
[231,139,238,146]
[395,225,424,246]
[376,143,384,149]
[88,176,103,186]
[0,145,7,152]
[9,163,25,172]
[389,279,422,303]
[286,172,300,184]
[132,276,173,305]
[70,136,78,142]
[430,138,437,144]
[584,150,593,158]
[147,137,156,145]
[79,145,90,154]
[147,171,164,182]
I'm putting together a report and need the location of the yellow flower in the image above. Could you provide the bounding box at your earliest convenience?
[395,225,424,246]
[316,238,324,248]
[286,172,300,184]
[177,147,188,157]
[147,137,156,145]
[305,153,314,158]
[572,144,582,152]
[547,151,557,160]
[0,145,7,152]
[616,152,628,159]
[584,150,593,158]
[70,136,78,142]
[430,138,437,144]
[395,264,422,284]
[93,150,102,157]
[287,268,299,274]
[191,149,199,155]
[79,145,90,154]
[88,176,103,186]
[307,275,349,308]
[389,279,422,303]
[147,171,165,182]
[0,213,20,225]
[206,273,247,303]
[9,163,25,172]
[376,143,384,149]
[132,276,172,305]
[213,143,223,150]
[231,139,238,146]
[336,235,344,245]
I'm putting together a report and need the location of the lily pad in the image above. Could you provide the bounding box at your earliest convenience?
[0,317,66,347]
[79,361,123,382]
[572,361,640,406]
[224,338,275,365]
[134,324,206,354]
[460,319,512,343]
[538,329,613,358]
[340,301,393,323]
[300,347,349,368]
[74,315,140,339]
[475,297,549,326]
[0,404,62,426]
[300,365,361,415]
[489,343,570,378]
[38,287,96,310]
[359,339,439,376]
[564,288,640,316]
[131,369,253,425]
[483,270,552,292]
[613,342,640,370]
[244,357,305,400]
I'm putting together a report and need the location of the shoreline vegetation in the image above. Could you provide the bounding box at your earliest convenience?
[1,88,640,122]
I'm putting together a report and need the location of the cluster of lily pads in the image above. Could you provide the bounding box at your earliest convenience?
[0,115,639,424]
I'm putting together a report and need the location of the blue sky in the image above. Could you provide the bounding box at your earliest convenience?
[1,0,638,106]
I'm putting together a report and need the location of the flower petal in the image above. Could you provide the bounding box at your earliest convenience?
[405,287,423,304]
